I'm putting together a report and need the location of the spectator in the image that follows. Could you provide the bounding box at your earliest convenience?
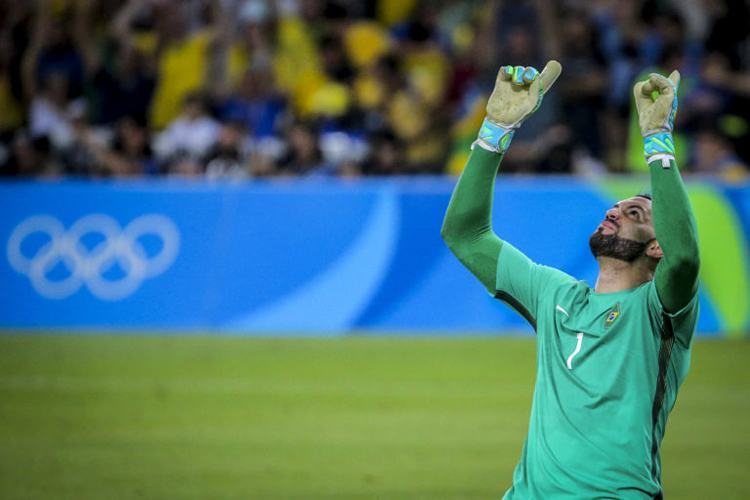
[21,2,79,153]
[558,9,607,159]
[74,0,155,126]
[154,92,220,161]
[0,32,23,140]
[1,131,59,177]
[88,41,155,126]
[27,71,76,151]
[102,116,158,177]
[218,64,285,140]
[59,98,104,176]
[0,0,747,178]
[27,3,85,102]
[276,121,329,175]
[204,120,251,179]
[692,127,748,182]
[362,130,404,176]
[226,0,277,91]
[165,151,203,178]
[112,0,226,130]
[491,2,570,173]
[46,111,155,178]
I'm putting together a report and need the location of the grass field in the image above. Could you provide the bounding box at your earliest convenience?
[0,334,748,499]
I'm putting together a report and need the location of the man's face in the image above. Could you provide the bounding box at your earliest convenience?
[589,196,657,262]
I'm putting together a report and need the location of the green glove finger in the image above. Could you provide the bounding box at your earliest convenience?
[522,67,538,84]
[642,81,660,101]
[500,65,514,81]
[643,73,678,101]
[649,73,674,93]
[512,65,526,86]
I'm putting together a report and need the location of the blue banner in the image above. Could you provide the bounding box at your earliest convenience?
[1,178,747,335]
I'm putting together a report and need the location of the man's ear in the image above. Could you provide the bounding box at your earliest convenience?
[646,239,663,259]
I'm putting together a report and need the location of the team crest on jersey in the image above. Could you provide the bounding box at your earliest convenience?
[604,303,621,328]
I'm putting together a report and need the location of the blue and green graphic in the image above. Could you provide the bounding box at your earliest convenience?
[0,178,748,336]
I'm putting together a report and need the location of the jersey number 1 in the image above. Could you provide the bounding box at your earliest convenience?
[566,333,584,369]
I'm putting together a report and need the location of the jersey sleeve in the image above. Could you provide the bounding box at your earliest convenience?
[495,243,575,331]
[646,280,699,348]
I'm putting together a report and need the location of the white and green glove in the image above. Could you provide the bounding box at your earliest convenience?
[474,61,562,154]
[633,70,680,168]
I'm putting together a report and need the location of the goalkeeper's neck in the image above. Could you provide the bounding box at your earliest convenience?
[594,257,655,294]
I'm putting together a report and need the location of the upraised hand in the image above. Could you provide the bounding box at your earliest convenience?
[476,61,562,153]
[487,61,562,127]
[633,71,680,164]
[634,71,680,137]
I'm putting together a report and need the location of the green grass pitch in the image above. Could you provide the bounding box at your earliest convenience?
[0,334,748,499]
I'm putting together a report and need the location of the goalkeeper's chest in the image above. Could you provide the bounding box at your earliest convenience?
[538,295,662,382]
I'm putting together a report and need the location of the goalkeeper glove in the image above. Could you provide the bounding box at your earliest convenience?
[475,60,562,154]
[633,70,680,168]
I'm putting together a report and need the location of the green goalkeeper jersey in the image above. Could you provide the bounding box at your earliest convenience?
[441,145,700,499]
[496,243,698,499]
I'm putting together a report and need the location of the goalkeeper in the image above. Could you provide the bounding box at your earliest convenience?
[441,62,700,499]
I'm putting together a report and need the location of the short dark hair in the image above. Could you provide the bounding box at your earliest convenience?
[635,193,652,201]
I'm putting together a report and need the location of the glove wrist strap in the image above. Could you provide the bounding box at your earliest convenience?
[643,132,675,168]
[473,118,515,154]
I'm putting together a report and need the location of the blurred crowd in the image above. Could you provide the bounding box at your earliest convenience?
[0,0,748,179]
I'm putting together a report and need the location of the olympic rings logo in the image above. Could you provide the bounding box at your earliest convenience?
[7,214,180,300]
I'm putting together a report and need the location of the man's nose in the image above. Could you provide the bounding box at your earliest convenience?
[606,207,620,220]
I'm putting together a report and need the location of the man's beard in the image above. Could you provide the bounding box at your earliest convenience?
[589,231,650,262]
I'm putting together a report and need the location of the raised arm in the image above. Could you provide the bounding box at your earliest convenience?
[205,0,233,98]
[440,145,504,291]
[21,0,50,103]
[72,0,100,76]
[441,61,562,292]
[634,71,700,313]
